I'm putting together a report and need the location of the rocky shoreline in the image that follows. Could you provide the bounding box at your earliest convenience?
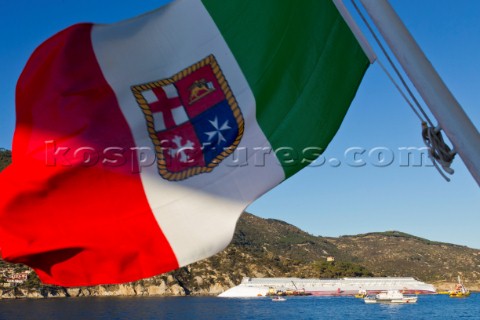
[0,274,230,299]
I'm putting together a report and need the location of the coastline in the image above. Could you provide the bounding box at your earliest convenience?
[2,279,478,300]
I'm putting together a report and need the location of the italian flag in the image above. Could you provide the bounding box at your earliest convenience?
[0,0,369,286]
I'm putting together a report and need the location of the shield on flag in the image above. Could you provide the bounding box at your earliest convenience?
[132,55,244,181]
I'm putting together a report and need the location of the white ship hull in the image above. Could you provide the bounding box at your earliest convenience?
[219,277,436,298]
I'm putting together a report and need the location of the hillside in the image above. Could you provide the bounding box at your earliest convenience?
[216,214,480,290]
[329,231,480,283]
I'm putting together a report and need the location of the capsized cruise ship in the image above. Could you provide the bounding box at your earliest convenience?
[219,277,436,297]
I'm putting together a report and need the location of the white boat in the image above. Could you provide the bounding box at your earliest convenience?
[271,296,286,302]
[364,290,418,304]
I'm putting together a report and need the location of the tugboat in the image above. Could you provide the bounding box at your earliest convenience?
[355,289,367,298]
[449,276,471,298]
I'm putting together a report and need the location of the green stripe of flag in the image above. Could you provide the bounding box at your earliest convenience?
[203,0,369,178]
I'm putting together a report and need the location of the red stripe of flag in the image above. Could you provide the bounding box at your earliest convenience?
[0,23,178,286]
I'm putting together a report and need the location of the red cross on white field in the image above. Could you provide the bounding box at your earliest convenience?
[143,84,189,131]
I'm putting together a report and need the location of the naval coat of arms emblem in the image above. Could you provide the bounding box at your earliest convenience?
[132,55,244,181]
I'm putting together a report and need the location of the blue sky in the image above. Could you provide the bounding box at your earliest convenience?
[1,1,479,248]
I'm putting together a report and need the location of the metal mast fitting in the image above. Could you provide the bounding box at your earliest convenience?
[359,0,480,186]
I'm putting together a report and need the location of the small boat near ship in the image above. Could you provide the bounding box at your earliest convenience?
[449,276,471,298]
[354,289,367,298]
[364,290,418,304]
[272,296,287,302]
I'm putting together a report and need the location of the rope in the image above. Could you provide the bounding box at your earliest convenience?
[422,123,456,181]
[352,0,457,181]
[376,62,456,181]
[376,60,424,122]
[351,0,434,127]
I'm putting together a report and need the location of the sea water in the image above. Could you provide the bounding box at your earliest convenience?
[0,294,478,320]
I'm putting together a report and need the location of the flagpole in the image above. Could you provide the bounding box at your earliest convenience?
[358,0,480,186]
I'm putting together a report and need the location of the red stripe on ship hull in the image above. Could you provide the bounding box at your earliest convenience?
[0,24,178,286]
[307,290,435,296]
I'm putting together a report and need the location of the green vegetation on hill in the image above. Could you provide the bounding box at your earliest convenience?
[341,231,462,248]
[328,230,480,282]
[0,148,11,172]
[313,261,373,278]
